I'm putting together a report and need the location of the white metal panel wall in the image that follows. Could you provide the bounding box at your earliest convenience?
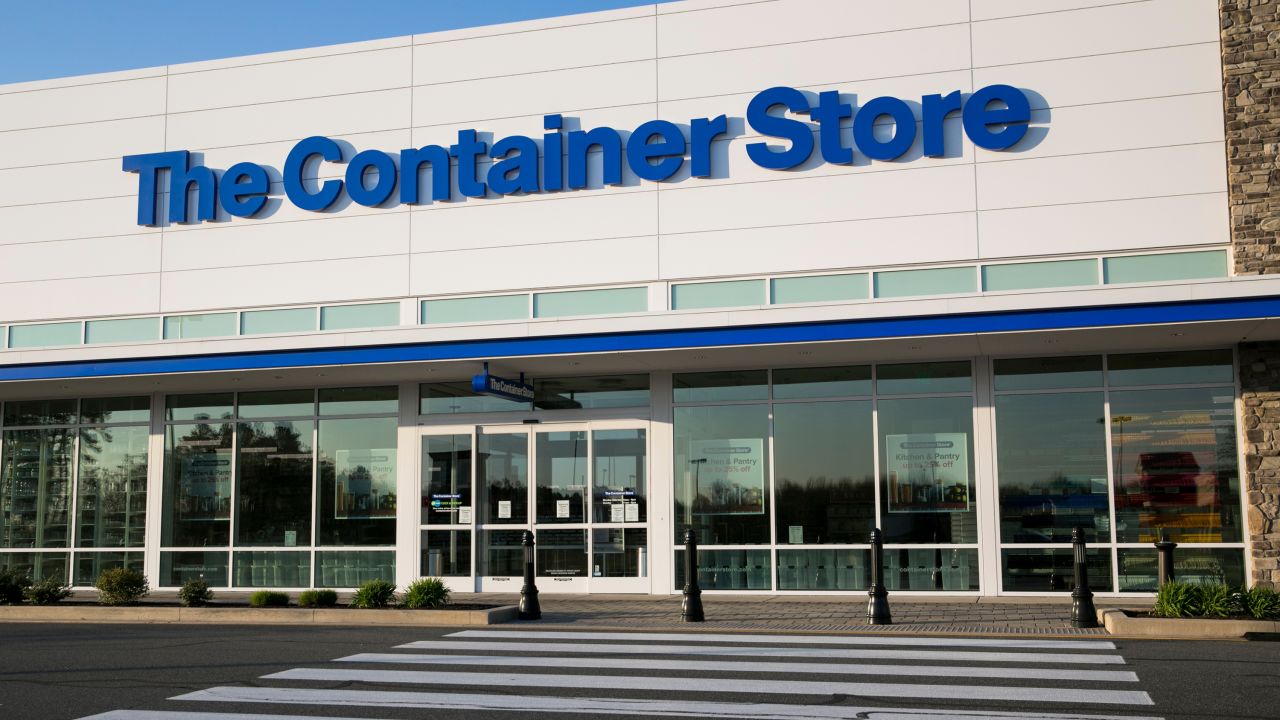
[0,0,1229,321]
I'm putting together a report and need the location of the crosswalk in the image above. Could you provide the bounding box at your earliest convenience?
[79,628,1163,720]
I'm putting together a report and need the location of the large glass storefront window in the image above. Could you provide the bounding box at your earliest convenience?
[994,351,1244,593]
[773,401,873,544]
[160,387,398,588]
[673,402,770,545]
[1,397,149,583]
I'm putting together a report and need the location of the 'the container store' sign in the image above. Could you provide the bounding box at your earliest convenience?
[122,84,1035,226]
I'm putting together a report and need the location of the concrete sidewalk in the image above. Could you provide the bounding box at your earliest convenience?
[452,593,1116,636]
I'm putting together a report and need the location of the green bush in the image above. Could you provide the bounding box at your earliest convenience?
[95,567,149,606]
[1242,585,1280,620]
[249,590,289,608]
[402,577,450,609]
[1199,584,1241,618]
[24,576,72,605]
[1151,581,1204,618]
[350,578,397,609]
[298,589,338,608]
[178,578,214,607]
[0,568,32,605]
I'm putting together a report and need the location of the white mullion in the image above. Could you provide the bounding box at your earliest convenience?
[974,355,1001,595]
[1232,344,1254,588]
[870,362,882,539]
[1102,354,1121,594]
[67,405,82,583]
[766,368,777,592]
[309,400,319,588]
[226,392,240,589]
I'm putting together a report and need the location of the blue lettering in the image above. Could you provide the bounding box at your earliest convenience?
[218,162,270,218]
[745,86,814,170]
[626,120,686,182]
[963,84,1031,150]
[450,129,488,198]
[489,135,540,195]
[567,126,624,189]
[345,149,397,207]
[400,144,451,204]
[284,136,344,211]
[852,96,917,161]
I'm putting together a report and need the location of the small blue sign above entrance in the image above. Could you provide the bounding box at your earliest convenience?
[472,364,535,403]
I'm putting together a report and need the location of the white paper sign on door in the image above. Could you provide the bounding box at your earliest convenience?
[610,503,625,523]
[556,499,570,519]
[458,506,472,524]
[624,502,639,522]
[498,500,512,519]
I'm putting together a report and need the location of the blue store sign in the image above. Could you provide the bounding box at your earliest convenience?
[472,365,535,403]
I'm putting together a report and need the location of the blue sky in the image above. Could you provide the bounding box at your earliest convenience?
[0,1,675,85]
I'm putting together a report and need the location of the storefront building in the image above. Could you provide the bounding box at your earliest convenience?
[0,0,1276,597]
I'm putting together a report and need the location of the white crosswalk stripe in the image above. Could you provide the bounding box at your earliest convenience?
[77,629,1165,720]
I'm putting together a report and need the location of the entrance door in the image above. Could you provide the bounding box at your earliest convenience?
[420,422,650,594]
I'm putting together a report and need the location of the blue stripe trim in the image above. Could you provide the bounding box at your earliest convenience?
[0,296,1275,382]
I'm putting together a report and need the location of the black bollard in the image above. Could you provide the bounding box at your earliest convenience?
[518,530,541,620]
[1070,526,1098,628]
[866,527,892,625]
[1155,534,1178,588]
[681,529,705,622]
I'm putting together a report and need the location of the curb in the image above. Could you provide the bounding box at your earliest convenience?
[0,604,518,626]
[1098,608,1280,639]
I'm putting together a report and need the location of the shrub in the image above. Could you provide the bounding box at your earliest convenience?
[350,578,397,609]
[0,568,32,605]
[178,578,214,607]
[298,589,339,608]
[1199,584,1241,618]
[1151,581,1203,618]
[95,567,149,606]
[1243,585,1280,620]
[402,577,450,609]
[24,576,73,605]
[249,590,289,608]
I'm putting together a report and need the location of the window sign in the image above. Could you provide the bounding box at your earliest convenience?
[688,438,766,515]
[885,433,970,513]
[334,448,396,519]
[179,449,231,522]
[498,500,512,520]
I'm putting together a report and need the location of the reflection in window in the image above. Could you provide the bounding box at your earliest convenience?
[772,366,871,399]
[876,361,972,395]
[422,435,472,526]
[317,417,397,546]
[673,370,768,403]
[420,382,530,414]
[1108,349,1233,387]
[878,396,977,544]
[233,550,310,587]
[479,432,528,524]
[996,393,1109,543]
[480,528,524,576]
[162,423,233,547]
[592,528,647,578]
[535,432,587,524]
[1117,547,1245,591]
[675,548,771,590]
[533,375,649,410]
[674,405,770,545]
[593,429,646,524]
[1,429,73,549]
[777,549,869,590]
[1111,387,1241,543]
[773,401,874,544]
[315,550,394,586]
[1001,549,1112,592]
[236,421,314,547]
[537,528,587,577]
[422,529,472,577]
[993,356,1102,391]
[77,426,149,548]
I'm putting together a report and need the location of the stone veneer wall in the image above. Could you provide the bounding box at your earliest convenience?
[1222,3,1280,586]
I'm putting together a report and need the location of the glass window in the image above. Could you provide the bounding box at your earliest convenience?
[671,279,765,310]
[317,417,397,546]
[161,422,233,547]
[320,302,400,331]
[160,550,229,588]
[982,259,1097,292]
[1117,547,1245,591]
[673,370,768,403]
[76,425,149,548]
[534,375,649,410]
[774,401,874,544]
[1001,549,1112,592]
[8,322,81,349]
[232,550,311,587]
[478,432,528,524]
[4,399,77,426]
[164,312,237,340]
[0,428,74,549]
[74,551,142,586]
[315,550,394,586]
[593,429,646,524]
[537,527,588,577]
[996,392,1109,543]
[422,530,472,576]
[1108,349,1234,387]
[592,527,647,578]
[994,356,1103,391]
[771,274,868,305]
[235,421,314,547]
[1104,250,1227,284]
[882,548,980,591]
[480,528,525,577]
[874,266,976,298]
[675,548,771,590]
[422,434,472,526]
[673,404,770,544]
[241,307,316,335]
[772,365,871,399]
[876,361,972,395]
[80,396,150,425]
[878,396,977,544]
[0,552,68,582]
[535,431,587,524]
[420,382,530,414]
[422,295,527,324]
[166,393,233,422]
[318,386,398,416]
[777,549,870,591]
[237,389,314,419]
[85,317,160,344]
[533,287,647,318]
[1111,387,1241,543]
